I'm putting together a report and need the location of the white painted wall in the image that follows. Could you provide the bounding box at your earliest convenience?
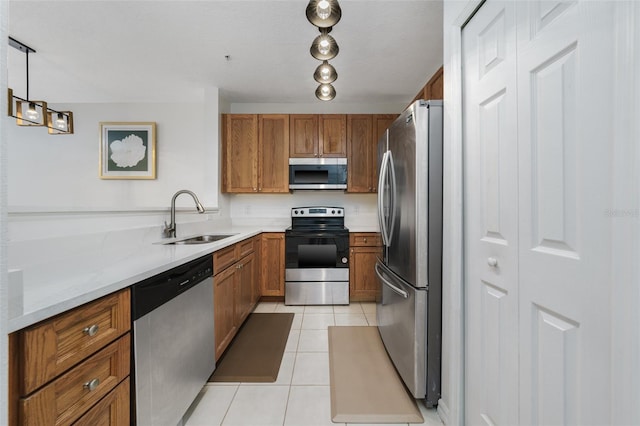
[1,1,10,423]
[229,102,405,114]
[7,102,216,210]
[229,193,378,230]
[6,92,227,240]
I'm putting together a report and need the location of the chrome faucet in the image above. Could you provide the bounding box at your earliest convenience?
[163,190,205,238]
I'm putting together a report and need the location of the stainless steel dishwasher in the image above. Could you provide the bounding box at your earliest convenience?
[131,254,215,426]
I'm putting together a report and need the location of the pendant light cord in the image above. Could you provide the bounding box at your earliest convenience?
[25,50,30,101]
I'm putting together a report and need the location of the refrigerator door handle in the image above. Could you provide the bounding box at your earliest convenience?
[375,261,408,299]
[387,150,397,247]
[378,150,391,246]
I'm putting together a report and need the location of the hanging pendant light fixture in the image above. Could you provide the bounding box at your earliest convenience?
[315,83,336,101]
[7,36,74,134]
[313,61,337,84]
[310,28,339,61]
[306,0,341,101]
[306,0,341,28]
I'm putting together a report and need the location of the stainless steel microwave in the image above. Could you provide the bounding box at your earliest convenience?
[289,158,347,190]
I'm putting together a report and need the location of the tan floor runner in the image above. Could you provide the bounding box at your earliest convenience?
[328,326,424,423]
[209,312,293,382]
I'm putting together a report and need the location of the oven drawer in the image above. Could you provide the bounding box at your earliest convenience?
[285,281,349,305]
[285,268,349,282]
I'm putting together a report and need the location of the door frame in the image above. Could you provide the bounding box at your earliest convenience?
[440,1,483,424]
[441,1,640,425]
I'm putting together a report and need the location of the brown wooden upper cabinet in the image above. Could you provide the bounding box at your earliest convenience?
[347,114,397,193]
[409,65,444,108]
[222,114,289,193]
[259,115,290,193]
[290,114,346,158]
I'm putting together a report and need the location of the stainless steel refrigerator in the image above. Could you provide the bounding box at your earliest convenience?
[376,100,443,407]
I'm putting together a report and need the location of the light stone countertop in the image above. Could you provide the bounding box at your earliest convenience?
[7,218,380,333]
[7,223,267,333]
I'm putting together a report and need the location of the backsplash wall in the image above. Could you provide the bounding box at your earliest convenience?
[228,193,379,231]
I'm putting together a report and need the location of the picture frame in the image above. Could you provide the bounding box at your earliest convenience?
[99,122,156,179]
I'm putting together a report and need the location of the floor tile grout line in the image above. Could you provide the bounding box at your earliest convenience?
[219,383,240,426]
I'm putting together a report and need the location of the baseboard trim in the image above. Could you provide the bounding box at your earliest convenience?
[437,398,450,425]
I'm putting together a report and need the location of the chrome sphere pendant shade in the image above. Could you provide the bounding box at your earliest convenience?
[306,0,341,28]
[306,0,341,101]
[310,29,339,61]
[313,61,337,84]
[315,83,336,101]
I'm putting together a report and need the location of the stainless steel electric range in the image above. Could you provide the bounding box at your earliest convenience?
[284,206,349,305]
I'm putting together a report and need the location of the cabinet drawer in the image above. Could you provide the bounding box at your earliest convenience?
[20,334,130,426]
[214,245,237,275]
[350,233,382,247]
[20,290,130,395]
[236,238,255,259]
[74,377,129,426]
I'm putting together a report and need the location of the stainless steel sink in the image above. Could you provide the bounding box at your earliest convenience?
[161,234,238,245]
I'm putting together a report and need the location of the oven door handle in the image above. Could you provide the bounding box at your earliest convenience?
[375,261,408,299]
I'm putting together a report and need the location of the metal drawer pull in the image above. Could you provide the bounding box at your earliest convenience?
[83,324,99,336]
[83,378,100,391]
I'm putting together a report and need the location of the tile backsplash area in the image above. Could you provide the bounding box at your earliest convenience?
[228,193,379,230]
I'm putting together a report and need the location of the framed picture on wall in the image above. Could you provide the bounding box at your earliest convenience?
[99,122,157,179]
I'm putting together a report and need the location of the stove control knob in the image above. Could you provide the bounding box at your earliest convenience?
[332,210,335,214]
[341,257,348,264]
[294,210,298,215]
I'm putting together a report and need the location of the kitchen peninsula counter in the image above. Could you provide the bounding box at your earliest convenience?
[7,223,272,333]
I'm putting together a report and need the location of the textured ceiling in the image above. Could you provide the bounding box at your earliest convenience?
[8,1,443,104]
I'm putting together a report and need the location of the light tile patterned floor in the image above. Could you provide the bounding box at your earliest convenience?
[182,302,443,426]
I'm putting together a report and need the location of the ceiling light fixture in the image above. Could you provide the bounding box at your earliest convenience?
[315,83,336,101]
[313,61,337,84]
[306,0,341,28]
[7,36,74,135]
[307,0,341,101]
[310,28,339,61]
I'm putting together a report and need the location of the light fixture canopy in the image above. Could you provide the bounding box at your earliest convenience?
[315,83,336,101]
[306,0,341,28]
[313,61,337,84]
[310,29,339,61]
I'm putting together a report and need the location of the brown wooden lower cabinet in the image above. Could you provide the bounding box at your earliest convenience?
[260,233,285,297]
[349,233,383,302]
[213,237,260,360]
[73,377,130,426]
[214,263,238,360]
[235,252,256,326]
[9,289,131,426]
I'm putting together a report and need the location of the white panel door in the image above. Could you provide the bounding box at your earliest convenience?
[516,2,614,424]
[462,2,519,425]
[464,1,615,424]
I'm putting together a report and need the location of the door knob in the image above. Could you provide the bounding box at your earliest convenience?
[487,257,498,267]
